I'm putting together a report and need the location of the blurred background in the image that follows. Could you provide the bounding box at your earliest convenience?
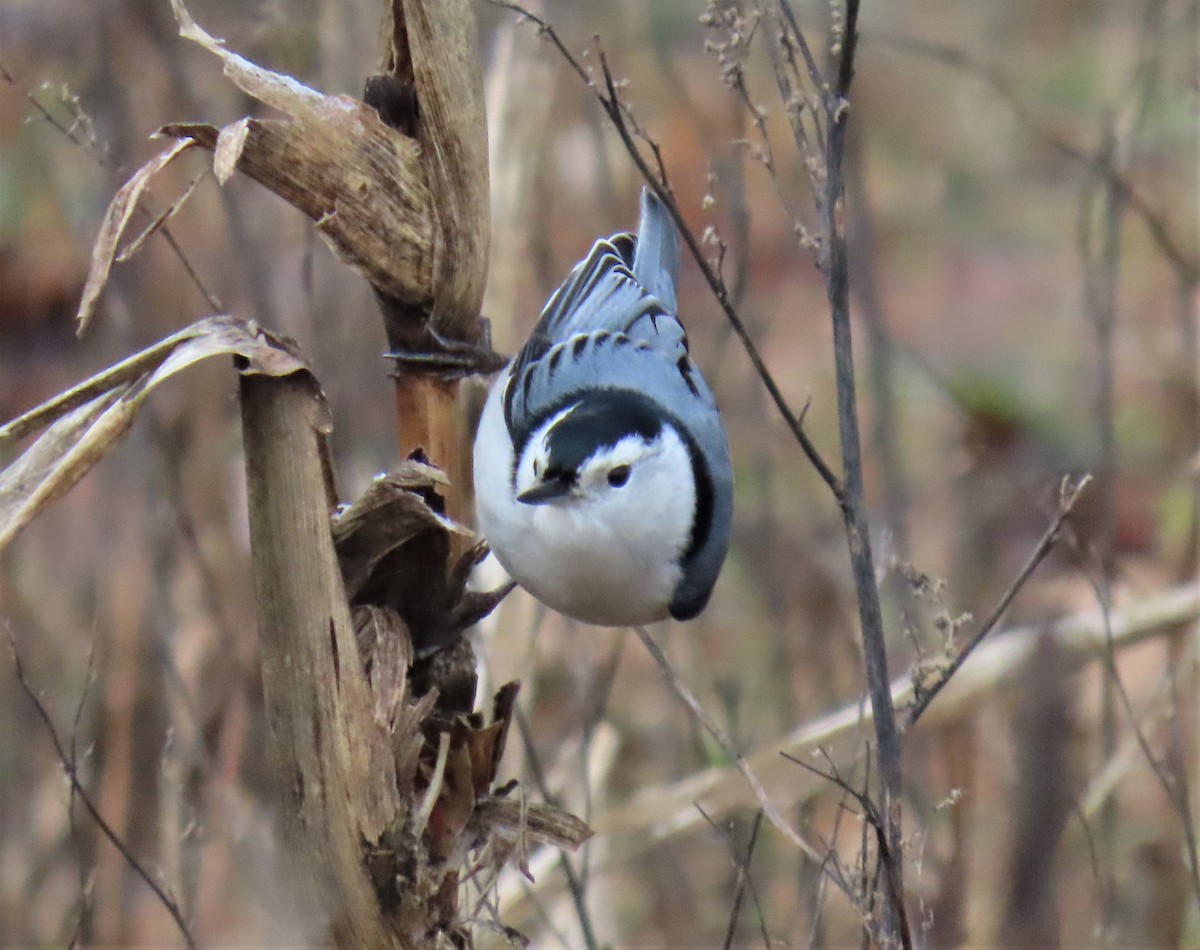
[1,0,1197,946]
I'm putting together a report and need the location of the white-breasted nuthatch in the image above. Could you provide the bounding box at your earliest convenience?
[473,189,733,626]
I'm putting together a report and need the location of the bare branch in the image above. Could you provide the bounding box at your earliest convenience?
[869,31,1198,285]
[8,634,197,950]
[0,57,222,313]
[809,3,909,942]
[776,1,828,99]
[726,812,769,949]
[591,582,1200,871]
[706,9,815,247]
[631,625,827,866]
[690,806,771,950]
[908,475,1092,727]
[782,750,913,950]
[1064,529,1200,906]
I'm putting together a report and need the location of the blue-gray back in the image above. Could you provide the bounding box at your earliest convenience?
[503,189,709,445]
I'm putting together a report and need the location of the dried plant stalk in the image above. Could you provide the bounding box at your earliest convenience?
[385,0,490,338]
[378,0,492,532]
[240,371,405,947]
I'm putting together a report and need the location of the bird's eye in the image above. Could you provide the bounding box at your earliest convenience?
[607,464,631,488]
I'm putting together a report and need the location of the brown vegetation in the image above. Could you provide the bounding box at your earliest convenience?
[1,0,1197,946]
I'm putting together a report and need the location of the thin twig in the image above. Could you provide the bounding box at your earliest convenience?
[782,750,914,950]
[908,475,1092,727]
[691,806,771,950]
[777,1,828,101]
[867,31,1198,285]
[1066,535,1200,906]
[730,812,770,949]
[66,640,98,944]
[0,57,221,313]
[705,6,814,242]
[8,634,198,950]
[1084,112,1123,922]
[632,626,828,867]
[857,749,874,950]
[812,3,909,942]
[805,769,849,949]
[513,709,601,950]
[771,5,831,175]
[1164,670,1200,903]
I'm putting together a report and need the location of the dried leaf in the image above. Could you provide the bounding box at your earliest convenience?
[393,690,440,802]
[169,0,328,114]
[472,798,594,852]
[162,0,433,307]
[0,316,314,553]
[354,605,412,730]
[117,173,205,262]
[334,468,512,656]
[333,464,463,601]
[214,118,250,184]
[76,136,200,333]
[488,682,520,786]
[464,722,505,799]
[427,733,476,861]
[0,387,139,551]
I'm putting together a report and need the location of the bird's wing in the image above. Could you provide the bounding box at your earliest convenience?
[504,189,710,442]
[525,189,679,344]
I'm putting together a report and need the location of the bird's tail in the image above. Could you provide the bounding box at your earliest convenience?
[632,187,680,314]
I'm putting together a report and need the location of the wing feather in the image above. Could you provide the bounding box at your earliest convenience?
[504,191,696,440]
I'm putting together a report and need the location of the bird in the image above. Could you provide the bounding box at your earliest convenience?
[473,188,733,626]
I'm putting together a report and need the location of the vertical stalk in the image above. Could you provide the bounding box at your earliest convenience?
[240,371,402,947]
[394,375,472,529]
[823,0,908,941]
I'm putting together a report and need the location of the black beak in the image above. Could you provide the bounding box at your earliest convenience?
[517,478,573,505]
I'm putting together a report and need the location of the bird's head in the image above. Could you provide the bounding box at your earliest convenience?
[514,391,698,545]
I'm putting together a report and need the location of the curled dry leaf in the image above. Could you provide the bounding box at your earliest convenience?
[391,689,441,806]
[370,671,591,926]
[332,463,513,656]
[116,173,205,263]
[339,486,584,913]
[214,117,251,185]
[331,459,569,919]
[354,604,413,730]
[471,798,594,853]
[160,0,433,308]
[76,136,202,333]
[409,681,588,867]
[0,316,314,553]
[334,460,459,601]
[422,725,478,861]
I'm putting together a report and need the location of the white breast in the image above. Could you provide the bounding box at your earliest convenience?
[473,379,693,626]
